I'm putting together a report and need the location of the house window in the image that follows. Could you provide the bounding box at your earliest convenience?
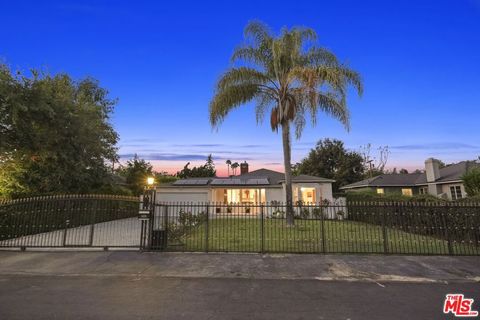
[419,187,427,195]
[401,188,413,196]
[450,186,462,200]
[376,188,384,195]
[225,189,265,203]
[300,187,316,203]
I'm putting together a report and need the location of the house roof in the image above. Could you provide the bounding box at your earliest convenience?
[161,168,334,188]
[340,161,480,190]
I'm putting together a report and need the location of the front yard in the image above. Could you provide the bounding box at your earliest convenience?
[168,218,479,255]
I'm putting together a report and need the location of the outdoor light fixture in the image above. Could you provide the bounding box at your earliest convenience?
[147,177,155,186]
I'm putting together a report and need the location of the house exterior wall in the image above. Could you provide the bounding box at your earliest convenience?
[344,187,376,193]
[345,186,421,195]
[156,187,211,203]
[440,183,466,200]
[290,182,334,203]
[156,183,334,204]
[266,188,283,203]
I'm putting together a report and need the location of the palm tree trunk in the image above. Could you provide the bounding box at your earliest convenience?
[281,121,295,226]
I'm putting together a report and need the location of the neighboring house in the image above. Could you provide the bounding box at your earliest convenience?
[340,158,480,200]
[156,163,334,211]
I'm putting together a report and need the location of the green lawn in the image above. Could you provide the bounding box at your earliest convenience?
[166,218,479,255]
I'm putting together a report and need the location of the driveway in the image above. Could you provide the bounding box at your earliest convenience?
[0,252,479,319]
[0,217,141,247]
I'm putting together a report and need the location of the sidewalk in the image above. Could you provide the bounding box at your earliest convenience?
[0,251,478,283]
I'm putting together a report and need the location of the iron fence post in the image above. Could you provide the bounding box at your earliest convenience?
[442,203,453,255]
[62,218,69,247]
[88,200,97,246]
[382,203,389,254]
[164,205,169,250]
[320,203,326,253]
[205,203,209,253]
[260,204,265,254]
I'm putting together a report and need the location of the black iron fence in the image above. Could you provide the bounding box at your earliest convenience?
[0,194,142,248]
[1,196,479,255]
[153,201,480,255]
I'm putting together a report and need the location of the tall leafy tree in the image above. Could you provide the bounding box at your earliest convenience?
[176,154,216,178]
[0,65,119,198]
[462,167,480,197]
[294,139,364,192]
[209,21,363,225]
[117,155,154,196]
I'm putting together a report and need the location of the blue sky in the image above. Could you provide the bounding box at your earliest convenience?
[1,0,479,175]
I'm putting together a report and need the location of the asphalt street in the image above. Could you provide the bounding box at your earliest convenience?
[0,251,478,319]
[0,275,478,320]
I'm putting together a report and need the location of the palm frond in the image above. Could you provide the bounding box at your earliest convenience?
[303,47,338,67]
[209,83,260,127]
[244,20,272,45]
[337,65,363,97]
[231,46,271,71]
[291,26,317,43]
[316,93,350,130]
[254,93,275,124]
[217,67,272,91]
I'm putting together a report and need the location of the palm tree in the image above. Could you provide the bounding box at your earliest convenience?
[226,159,232,176]
[209,21,363,225]
[231,162,239,175]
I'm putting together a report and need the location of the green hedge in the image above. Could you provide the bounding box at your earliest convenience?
[345,191,444,203]
[346,201,480,250]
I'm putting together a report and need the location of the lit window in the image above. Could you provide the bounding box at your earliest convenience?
[450,186,462,200]
[401,188,413,196]
[376,188,384,195]
[300,187,316,203]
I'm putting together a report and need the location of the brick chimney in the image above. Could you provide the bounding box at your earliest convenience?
[240,161,249,175]
[425,158,441,182]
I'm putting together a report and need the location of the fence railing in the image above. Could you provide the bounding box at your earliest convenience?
[1,196,479,255]
[154,201,480,255]
[0,194,142,248]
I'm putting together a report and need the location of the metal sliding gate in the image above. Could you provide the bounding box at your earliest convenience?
[0,195,144,249]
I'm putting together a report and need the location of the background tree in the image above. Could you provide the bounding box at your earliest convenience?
[0,65,119,198]
[226,159,232,176]
[155,171,178,184]
[209,21,362,225]
[462,167,480,197]
[359,144,390,177]
[399,168,409,174]
[116,155,154,196]
[176,154,216,178]
[231,162,239,175]
[294,139,364,192]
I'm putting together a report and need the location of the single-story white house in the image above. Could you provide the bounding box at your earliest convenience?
[156,165,334,208]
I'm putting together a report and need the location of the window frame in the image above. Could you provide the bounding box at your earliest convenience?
[450,186,462,200]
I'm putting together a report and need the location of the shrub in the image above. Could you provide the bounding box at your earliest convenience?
[346,201,479,246]
[345,191,444,203]
[462,167,480,197]
[168,210,206,243]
